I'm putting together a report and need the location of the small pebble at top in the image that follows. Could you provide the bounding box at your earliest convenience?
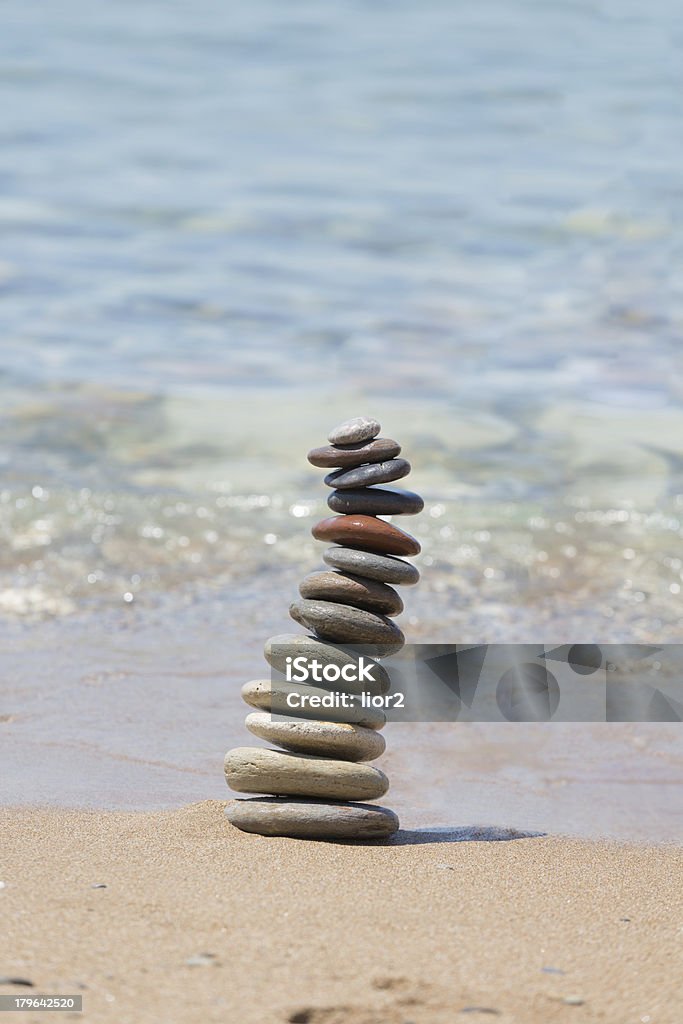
[328,416,381,445]
[313,514,421,556]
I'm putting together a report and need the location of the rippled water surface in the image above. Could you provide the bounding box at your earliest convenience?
[2,1,683,838]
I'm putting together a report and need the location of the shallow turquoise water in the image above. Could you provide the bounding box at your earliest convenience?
[1,1,683,836]
[1,0,682,633]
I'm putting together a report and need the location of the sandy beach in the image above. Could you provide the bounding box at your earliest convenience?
[1,801,681,1023]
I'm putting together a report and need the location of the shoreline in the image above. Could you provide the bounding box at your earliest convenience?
[5,617,683,841]
[2,801,681,1023]
[3,798,683,850]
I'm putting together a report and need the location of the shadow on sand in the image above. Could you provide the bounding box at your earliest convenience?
[388,825,546,846]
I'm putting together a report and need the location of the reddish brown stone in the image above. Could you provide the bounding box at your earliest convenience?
[307,437,400,469]
[311,515,421,556]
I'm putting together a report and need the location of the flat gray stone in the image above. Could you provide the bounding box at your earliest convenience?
[328,416,381,445]
[299,570,403,616]
[224,746,389,801]
[225,798,399,840]
[245,712,386,761]
[241,679,386,730]
[323,547,420,585]
[264,634,391,694]
[325,458,411,489]
[327,486,424,516]
[290,599,405,654]
[308,437,400,469]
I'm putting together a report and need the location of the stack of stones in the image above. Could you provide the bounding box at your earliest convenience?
[225,416,423,840]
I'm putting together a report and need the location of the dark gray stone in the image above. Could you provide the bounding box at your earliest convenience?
[312,514,420,556]
[327,486,424,516]
[324,458,411,489]
[322,546,420,585]
[299,570,403,616]
[290,599,405,654]
[308,437,400,469]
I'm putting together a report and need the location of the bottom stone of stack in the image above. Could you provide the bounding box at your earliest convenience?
[225,797,399,839]
[225,746,389,801]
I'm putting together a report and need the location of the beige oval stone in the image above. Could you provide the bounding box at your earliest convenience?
[224,746,389,801]
[241,680,386,731]
[245,712,386,762]
[226,798,399,840]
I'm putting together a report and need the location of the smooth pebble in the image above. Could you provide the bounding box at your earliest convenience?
[226,797,399,839]
[290,599,405,654]
[245,712,386,761]
[264,634,390,694]
[325,459,411,490]
[307,437,400,469]
[225,747,389,800]
[323,546,420,585]
[327,486,424,516]
[299,570,403,616]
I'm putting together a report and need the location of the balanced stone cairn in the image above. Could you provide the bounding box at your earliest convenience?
[224,416,423,840]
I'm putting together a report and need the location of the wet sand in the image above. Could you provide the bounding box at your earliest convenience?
[1,801,681,1023]
[5,609,683,843]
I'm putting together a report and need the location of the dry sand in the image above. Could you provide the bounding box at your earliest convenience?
[1,801,681,1023]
